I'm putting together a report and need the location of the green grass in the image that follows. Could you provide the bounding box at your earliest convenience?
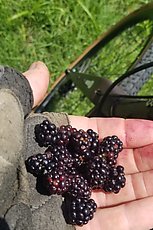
[0,0,152,115]
[0,0,151,78]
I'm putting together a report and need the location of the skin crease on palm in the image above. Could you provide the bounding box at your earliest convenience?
[24,61,153,230]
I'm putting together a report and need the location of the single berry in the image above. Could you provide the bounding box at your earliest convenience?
[44,145,73,173]
[34,119,58,147]
[68,175,92,199]
[69,129,92,153]
[85,156,109,189]
[103,165,126,193]
[87,129,99,153]
[43,170,71,195]
[68,129,96,166]
[56,125,77,146]
[25,152,52,176]
[63,196,97,226]
[99,135,123,163]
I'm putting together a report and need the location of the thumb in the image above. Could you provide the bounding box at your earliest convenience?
[23,61,50,108]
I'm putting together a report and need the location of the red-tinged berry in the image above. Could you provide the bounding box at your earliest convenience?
[68,129,97,166]
[43,170,71,195]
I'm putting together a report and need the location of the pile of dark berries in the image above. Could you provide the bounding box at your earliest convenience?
[25,119,126,226]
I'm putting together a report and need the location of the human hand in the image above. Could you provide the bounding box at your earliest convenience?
[69,116,153,230]
[24,62,153,230]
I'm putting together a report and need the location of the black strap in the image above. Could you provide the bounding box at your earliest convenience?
[96,62,153,119]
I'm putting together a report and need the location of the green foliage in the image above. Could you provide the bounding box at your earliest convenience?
[0,0,150,74]
[0,0,152,115]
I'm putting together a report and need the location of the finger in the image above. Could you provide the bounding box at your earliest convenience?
[76,196,153,230]
[23,61,50,107]
[69,116,153,148]
[91,169,153,208]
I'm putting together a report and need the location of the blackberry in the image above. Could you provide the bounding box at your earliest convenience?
[68,130,96,166]
[103,165,126,193]
[38,146,73,176]
[85,156,109,189]
[43,170,71,195]
[69,129,100,164]
[25,152,52,176]
[44,145,73,173]
[68,175,92,199]
[56,125,77,146]
[26,121,126,226]
[69,129,92,154]
[34,119,58,147]
[99,135,123,163]
[63,196,97,226]
[87,129,99,153]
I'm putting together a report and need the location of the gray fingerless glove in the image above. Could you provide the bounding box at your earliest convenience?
[0,66,33,229]
[0,66,74,230]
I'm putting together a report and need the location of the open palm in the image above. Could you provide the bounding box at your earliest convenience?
[23,62,153,230]
[69,116,153,230]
